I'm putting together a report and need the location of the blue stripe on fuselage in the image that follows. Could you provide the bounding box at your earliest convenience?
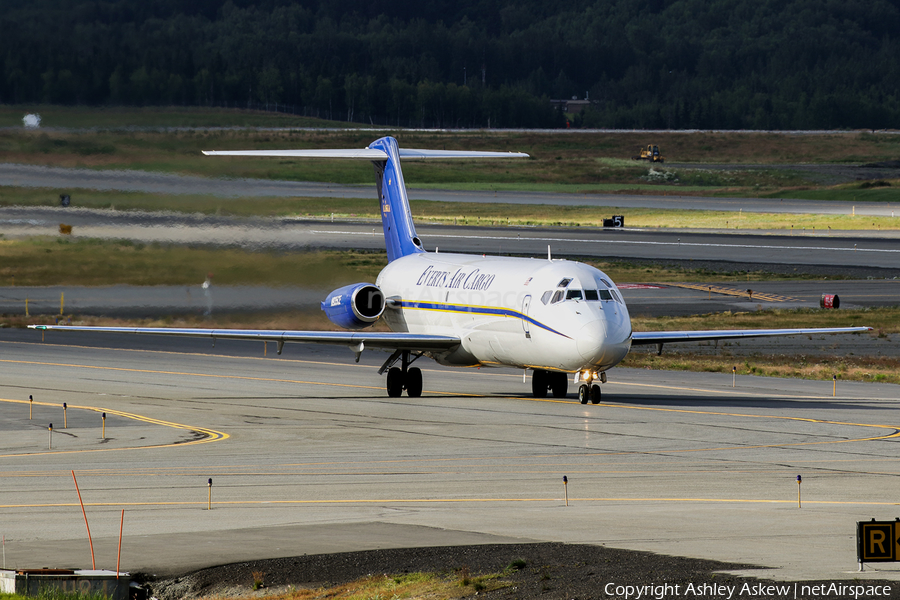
[399,301,571,339]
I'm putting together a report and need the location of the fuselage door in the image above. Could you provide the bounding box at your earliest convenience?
[522,294,532,337]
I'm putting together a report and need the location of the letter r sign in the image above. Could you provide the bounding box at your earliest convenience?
[858,521,895,561]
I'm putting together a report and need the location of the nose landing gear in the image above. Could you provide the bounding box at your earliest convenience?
[576,370,605,404]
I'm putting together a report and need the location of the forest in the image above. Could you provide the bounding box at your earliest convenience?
[2,0,900,129]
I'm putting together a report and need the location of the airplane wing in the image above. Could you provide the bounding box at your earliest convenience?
[28,325,460,352]
[631,326,871,346]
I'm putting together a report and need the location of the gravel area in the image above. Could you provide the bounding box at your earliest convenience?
[143,543,900,600]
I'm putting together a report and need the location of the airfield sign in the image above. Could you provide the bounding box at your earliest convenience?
[857,520,900,563]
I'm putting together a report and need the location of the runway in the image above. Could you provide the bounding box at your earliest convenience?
[2,330,900,581]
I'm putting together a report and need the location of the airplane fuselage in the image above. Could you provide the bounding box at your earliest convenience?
[378,252,633,372]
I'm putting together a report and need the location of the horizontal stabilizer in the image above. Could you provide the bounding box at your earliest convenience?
[397,148,529,159]
[202,148,529,159]
[202,149,388,159]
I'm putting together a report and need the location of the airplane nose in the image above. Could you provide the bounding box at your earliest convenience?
[576,319,607,362]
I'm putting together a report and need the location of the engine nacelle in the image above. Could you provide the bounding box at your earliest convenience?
[321,283,385,329]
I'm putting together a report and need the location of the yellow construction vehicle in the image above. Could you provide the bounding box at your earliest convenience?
[631,144,664,163]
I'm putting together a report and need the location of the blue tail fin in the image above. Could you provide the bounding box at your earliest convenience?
[368,136,426,263]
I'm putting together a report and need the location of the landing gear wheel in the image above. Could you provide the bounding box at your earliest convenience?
[406,367,423,397]
[578,384,589,404]
[590,384,602,404]
[386,367,404,397]
[551,372,568,398]
[532,369,548,398]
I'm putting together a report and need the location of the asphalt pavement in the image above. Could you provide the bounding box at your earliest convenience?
[2,332,900,582]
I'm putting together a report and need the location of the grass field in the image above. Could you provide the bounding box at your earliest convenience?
[0,239,387,286]
[0,237,850,288]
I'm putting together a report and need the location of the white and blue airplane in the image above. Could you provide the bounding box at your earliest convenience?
[31,137,870,404]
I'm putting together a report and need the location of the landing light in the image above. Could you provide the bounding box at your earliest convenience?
[575,369,599,383]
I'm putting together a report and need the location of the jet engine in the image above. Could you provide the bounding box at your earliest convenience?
[321,283,385,329]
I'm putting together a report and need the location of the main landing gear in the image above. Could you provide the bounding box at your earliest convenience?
[531,369,568,398]
[380,350,423,397]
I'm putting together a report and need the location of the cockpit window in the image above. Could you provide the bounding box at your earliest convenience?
[557,278,572,288]
[584,289,599,301]
[599,289,613,301]
[551,290,564,304]
[566,289,583,300]
[611,290,622,303]
[540,290,552,305]
[599,278,611,288]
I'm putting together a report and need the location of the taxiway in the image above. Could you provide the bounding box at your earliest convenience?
[1,331,899,581]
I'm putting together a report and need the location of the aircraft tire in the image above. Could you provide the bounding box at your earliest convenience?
[578,384,589,404]
[532,369,548,398]
[406,367,423,397]
[551,372,568,398]
[386,367,404,397]
[590,384,602,404]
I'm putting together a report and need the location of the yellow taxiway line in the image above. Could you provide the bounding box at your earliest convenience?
[0,396,228,458]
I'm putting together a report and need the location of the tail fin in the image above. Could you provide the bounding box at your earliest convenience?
[368,136,424,262]
[204,138,527,262]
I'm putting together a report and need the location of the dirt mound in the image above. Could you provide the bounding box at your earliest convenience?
[144,542,760,600]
